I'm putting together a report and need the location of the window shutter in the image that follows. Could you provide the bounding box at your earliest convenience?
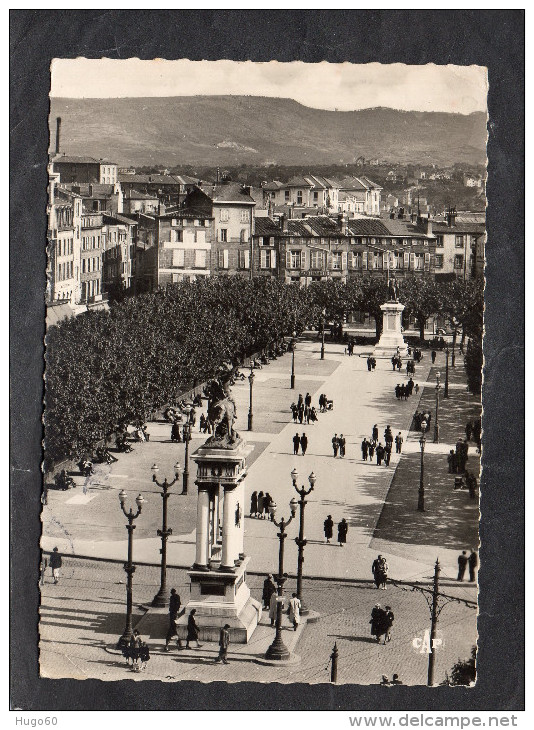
[300,250,306,270]
[409,252,416,270]
[286,250,291,269]
[404,251,410,269]
[271,251,277,268]
[244,250,250,269]
[424,252,430,271]
[383,252,388,269]
[362,251,368,270]
[342,252,348,270]
[269,236,275,246]
[327,253,333,270]
[223,249,229,269]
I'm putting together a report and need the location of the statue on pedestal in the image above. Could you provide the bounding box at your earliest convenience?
[387,275,399,302]
[204,364,239,447]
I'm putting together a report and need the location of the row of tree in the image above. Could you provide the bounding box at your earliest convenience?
[45,275,483,466]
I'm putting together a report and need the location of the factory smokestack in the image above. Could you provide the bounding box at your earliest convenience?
[55,117,62,155]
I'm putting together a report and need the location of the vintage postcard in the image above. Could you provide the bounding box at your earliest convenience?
[40,59,486,685]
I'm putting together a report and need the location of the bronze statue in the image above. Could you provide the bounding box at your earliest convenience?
[204,364,239,446]
[387,276,399,302]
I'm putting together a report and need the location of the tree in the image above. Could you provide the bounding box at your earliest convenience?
[400,276,441,341]
[357,276,389,339]
[447,646,476,686]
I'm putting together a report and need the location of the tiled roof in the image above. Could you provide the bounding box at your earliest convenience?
[263,180,285,191]
[254,217,281,236]
[53,155,100,165]
[124,189,159,200]
[66,183,116,198]
[118,174,183,185]
[103,213,138,226]
[287,220,314,236]
[432,222,485,234]
[200,183,256,204]
[346,219,393,236]
[304,216,341,236]
[286,176,314,188]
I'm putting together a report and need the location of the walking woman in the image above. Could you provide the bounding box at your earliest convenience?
[250,491,258,517]
[257,491,265,519]
[338,518,348,547]
[185,609,202,649]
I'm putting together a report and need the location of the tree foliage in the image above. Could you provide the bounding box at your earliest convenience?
[448,646,477,686]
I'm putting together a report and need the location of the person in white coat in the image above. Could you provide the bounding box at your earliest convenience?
[288,593,301,631]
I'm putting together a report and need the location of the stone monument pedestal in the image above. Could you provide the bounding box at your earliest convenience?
[178,436,261,643]
[374,300,408,358]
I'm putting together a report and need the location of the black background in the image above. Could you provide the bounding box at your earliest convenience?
[10,9,524,711]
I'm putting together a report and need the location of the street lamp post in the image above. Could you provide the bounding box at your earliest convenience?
[433,372,441,444]
[117,491,145,649]
[182,421,191,495]
[292,468,315,616]
[320,309,326,360]
[248,364,255,431]
[265,497,298,660]
[444,346,450,399]
[418,429,427,512]
[150,462,181,607]
[290,331,297,390]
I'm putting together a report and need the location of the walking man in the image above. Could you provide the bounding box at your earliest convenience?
[323,514,334,544]
[376,443,385,466]
[49,547,62,585]
[262,574,277,609]
[293,433,301,456]
[384,442,392,466]
[384,606,395,643]
[332,434,339,458]
[431,350,437,364]
[361,438,369,461]
[164,588,184,651]
[288,593,301,631]
[214,624,231,664]
[338,518,348,547]
[395,432,403,454]
[468,550,478,582]
[339,434,346,458]
[457,551,468,582]
[372,424,379,443]
[300,432,308,456]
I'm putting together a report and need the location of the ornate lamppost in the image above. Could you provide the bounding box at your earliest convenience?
[444,346,450,398]
[117,491,145,649]
[320,308,326,360]
[182,421,191,495]
[433,372,441,444]
[265,497,298,660]
[248,364,255,431]
[291,468,315,615]
[290,331,297,390]
[417,426,427,512]
[150,462,181,607]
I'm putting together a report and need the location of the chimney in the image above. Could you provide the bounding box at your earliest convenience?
[280,213,289,233]
[89,184,93,197]
[446,207,457,227]
[426,217,433,236]
[55,117,62,155]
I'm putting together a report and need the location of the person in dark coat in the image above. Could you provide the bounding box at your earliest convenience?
[332,434,339,457]
[457,551,468,581]
[372,425,379,442]
[465,421,473,441]
[50,547,62,584]
[376,443,385,466]
[300,433,308,456]
[468,551,478,582]
[297,394,304,409]
[395,384,401,399]
[431,350,437,364]
[165,589,184,650]
[370,604,386,642]
[214,624,231,664]
[447,449,457,474]
[293,433,301,455]
[384,426,393,447]
[171,419,182,443]
[367,357,372,372]
[263,493,272,519]
[250,491,258,517]
[185,609,202,648]
[257,491,265,519]
[407,378,415,396]
[400,383,407,400]
[298,405,304,424]
[361,438,369,461]
[337,518,348,546]
[384,442,392,466]
[339,434,346,458]
[384,606,395,643]
[372,555,389,589]
[368,440,376,460]
[262,574,276,609]
[305,392,312,408]
[324,515,334,543]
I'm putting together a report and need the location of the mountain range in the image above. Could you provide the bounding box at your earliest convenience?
[49,96,487,167]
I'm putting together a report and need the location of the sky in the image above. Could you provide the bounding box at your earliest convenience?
[50,59,487,114]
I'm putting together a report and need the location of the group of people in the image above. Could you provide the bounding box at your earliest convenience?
[457,550,478,582]
[293,432,309,455]
[366,356,377,372]
[262,576,302,631]
[121,630,151,672]
[447,438,470,474]
[345,341,355,356]
[408,346,423,363]
[323,515,348,546]
[413,410,432,432]
[465,418,482,451]
[163,593,231,664]
[394,378,417,400]
[361,426,401,467]
[249,491,274,518]
[291,393,319,425]
[370,603,395,643]
[372,554,389,589]
[331,434,346,458]
[318,393,333,412]
[391,354,403,371]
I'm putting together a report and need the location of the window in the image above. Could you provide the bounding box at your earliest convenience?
[219,209,229,222]
[313,191,318,202]
[172,249,185,267]
[331,252,342,270]
[195,249,206,268]
[240,210,248,223]
[240,229,248,243]
[351,252,362,269]
[297,191,303,204]
[260,249,272,269]
[436,235,444,248]
[285,190,290,201]
[311,250,324,269]
[219,249,229,269]
[435,254,444,268]
[290,250,301,269]
[371,253,382,269]
[455,235,466,248]
[220,229,227,242]
[454,254,464,269]
[414,254,424,270]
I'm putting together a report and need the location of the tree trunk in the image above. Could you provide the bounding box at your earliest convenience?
[452,328,458,366]
[419,317,426,342]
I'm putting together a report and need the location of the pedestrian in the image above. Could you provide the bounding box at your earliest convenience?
[431,350,437,364]
[372,357,377,371]
[171,419,181,443]
[398,383,406,400]
[372,554,388,589]
[49,547,62,584]
[305,392,312,408]
[361,438,369,461]
[185,608,202,649]
[384,605,394,643]
[415,383,420,395]
[465,421,473,442]
[269,590,278,627]
[367,357,372,372]
[319,394,325,412]
[466,470,478,499]
[324,514,334,544]
[214,624,231,664]
[370,603,385,642]
[395,384,401,399]
[263,492,272,519]
[456,438,466,473]
[339,434,346,458]
[338,518,348,547]
[262,574,277,609]
[395,432,403,454]
[288,593,301,631]
[310,407,318,423]
[372,424,379,442]
[391,355,397,371]
[447,449,457,474]
[391,674,403,685]
[138,641,150,671]
[457,551,468,582]
[384,443,392,466]
[407,378,414,396]
[376,443,385,466]
[384,426,393,446]
[368,440,376,460]
[468,550,478,582]
[199,413,206,433]
[291,403,298,423]
[293,433,301,456]
[298,405,304,424]
[189,407,196,427]
[250,491,258,517]
[300,432,308,456]
[297,393,304,410]
[257,491,265,519]
[332,434,339,458]
[164,589,184,651]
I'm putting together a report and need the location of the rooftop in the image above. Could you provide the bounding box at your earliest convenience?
[199,182,256,205]
[53,155,117,165]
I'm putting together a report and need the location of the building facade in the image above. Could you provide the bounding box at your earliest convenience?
[52,155,118,185]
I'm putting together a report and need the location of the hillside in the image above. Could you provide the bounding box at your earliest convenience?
[49,96,487,167]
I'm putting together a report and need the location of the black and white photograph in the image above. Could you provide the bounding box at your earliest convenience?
[36,56,490,688]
